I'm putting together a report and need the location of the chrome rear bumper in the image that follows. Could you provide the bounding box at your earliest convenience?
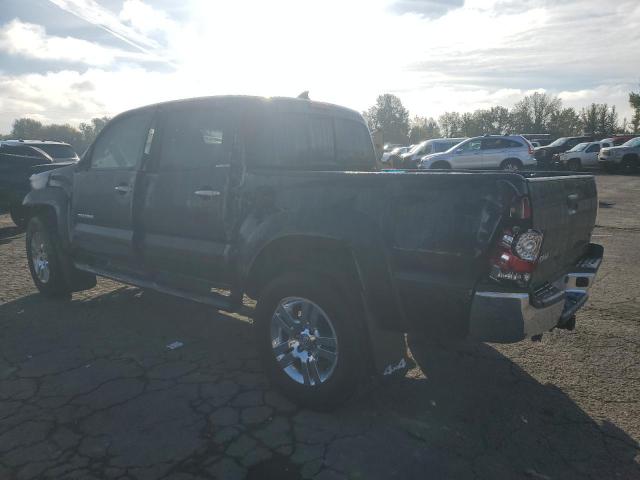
[468,243,603,343]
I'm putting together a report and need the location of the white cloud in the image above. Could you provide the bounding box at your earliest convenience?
[47,0,164,54]
[0,0,638,132]
[119,0,176,35]
[0,19,159,66]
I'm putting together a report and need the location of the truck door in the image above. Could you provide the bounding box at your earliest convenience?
[71,109,154,267]
[584,143,601,167]
[139,100,235,287]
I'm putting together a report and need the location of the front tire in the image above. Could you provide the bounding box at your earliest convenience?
[430,161,451,169]
[255,271,365,410]
[26,216,72,298]
[567,158,581,171]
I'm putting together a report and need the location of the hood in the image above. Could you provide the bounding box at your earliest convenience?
[29,163,75,192]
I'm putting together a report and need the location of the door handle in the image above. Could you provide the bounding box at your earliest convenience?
[194,189,221,198]
[114,185,131,194]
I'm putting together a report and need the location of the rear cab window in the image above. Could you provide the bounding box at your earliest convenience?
[245,106,375,170]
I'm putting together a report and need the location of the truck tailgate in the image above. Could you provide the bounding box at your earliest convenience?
[527,174,598,288]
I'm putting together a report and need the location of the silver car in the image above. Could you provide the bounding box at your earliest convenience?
[419,135,535,171]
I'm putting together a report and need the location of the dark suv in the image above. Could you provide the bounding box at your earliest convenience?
[2,140,79,162]
[22,95,603,409]
[534,136,593,168]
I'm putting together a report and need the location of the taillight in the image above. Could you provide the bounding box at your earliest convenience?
[528,143,534,155]
[490,228,543,287]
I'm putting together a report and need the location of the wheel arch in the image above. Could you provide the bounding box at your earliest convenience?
[244,234,361,300]
[23,188,71,249]
[501,157,523,168]
[430,160,451,169]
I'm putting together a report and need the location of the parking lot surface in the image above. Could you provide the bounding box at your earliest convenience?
[1,174,639,480]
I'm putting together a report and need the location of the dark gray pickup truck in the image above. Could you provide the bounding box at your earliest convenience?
[23,96,603,408]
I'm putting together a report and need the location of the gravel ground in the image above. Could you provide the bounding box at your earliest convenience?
[0,174,638,480]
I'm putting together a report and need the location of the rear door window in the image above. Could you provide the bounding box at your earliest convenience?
[159,105,233,171]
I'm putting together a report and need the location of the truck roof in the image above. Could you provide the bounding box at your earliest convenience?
[120,95,364,123]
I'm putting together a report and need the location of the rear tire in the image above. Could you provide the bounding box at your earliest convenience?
[9,205,27,229]
[26,216,72,298]
[620,156,639,174]
[255,271,365,410]
[501,159,521,171]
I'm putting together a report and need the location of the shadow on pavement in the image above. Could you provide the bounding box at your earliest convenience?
[0,288,638,479]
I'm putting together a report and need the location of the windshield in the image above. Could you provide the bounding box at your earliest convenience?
[568,142,589,152]
[408,141,426,154]
[622,137,640,148]
[547,137,568,148]
[36,144,78,159]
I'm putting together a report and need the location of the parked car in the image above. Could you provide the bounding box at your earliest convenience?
[556,141,602,170]
[2,140,79,162]
[396,137,466,168]
[534,136,593,168]
[0,143,70,227]
[599,135,639,148]
[22,95,603,409]
[598,136,640,173]
[418,135,535,171]
[381,145,410,164]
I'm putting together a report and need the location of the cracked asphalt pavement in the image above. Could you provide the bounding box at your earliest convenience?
[1,174,639,479]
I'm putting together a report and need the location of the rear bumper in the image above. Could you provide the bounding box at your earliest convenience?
[468,243,603,343]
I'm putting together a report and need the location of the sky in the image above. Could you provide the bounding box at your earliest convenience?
[0,0,639,133]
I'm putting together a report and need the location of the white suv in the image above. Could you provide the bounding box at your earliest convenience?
[418,135,535,171]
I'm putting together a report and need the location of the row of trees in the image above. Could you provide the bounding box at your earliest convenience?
[364,89,640,145]
[3,86,640,152]
[0,117,111,155]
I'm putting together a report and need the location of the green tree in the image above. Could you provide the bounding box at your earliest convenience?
[78,116,111,153]
[548,107,582,137]
[580,103,618,136]
[509,92,561,133]
[11,118,44,139]
[408,116,440,143]
[437,111,463,137]
[629,87,640,133]
[363,94,410,144]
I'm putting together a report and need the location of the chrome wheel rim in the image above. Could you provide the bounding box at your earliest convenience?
[503,162,519,171]
[270,297,339,386]
[30,232,50,284]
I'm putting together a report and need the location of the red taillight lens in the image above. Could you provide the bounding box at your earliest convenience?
[490,228,543,286]
[528,144,534,155]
